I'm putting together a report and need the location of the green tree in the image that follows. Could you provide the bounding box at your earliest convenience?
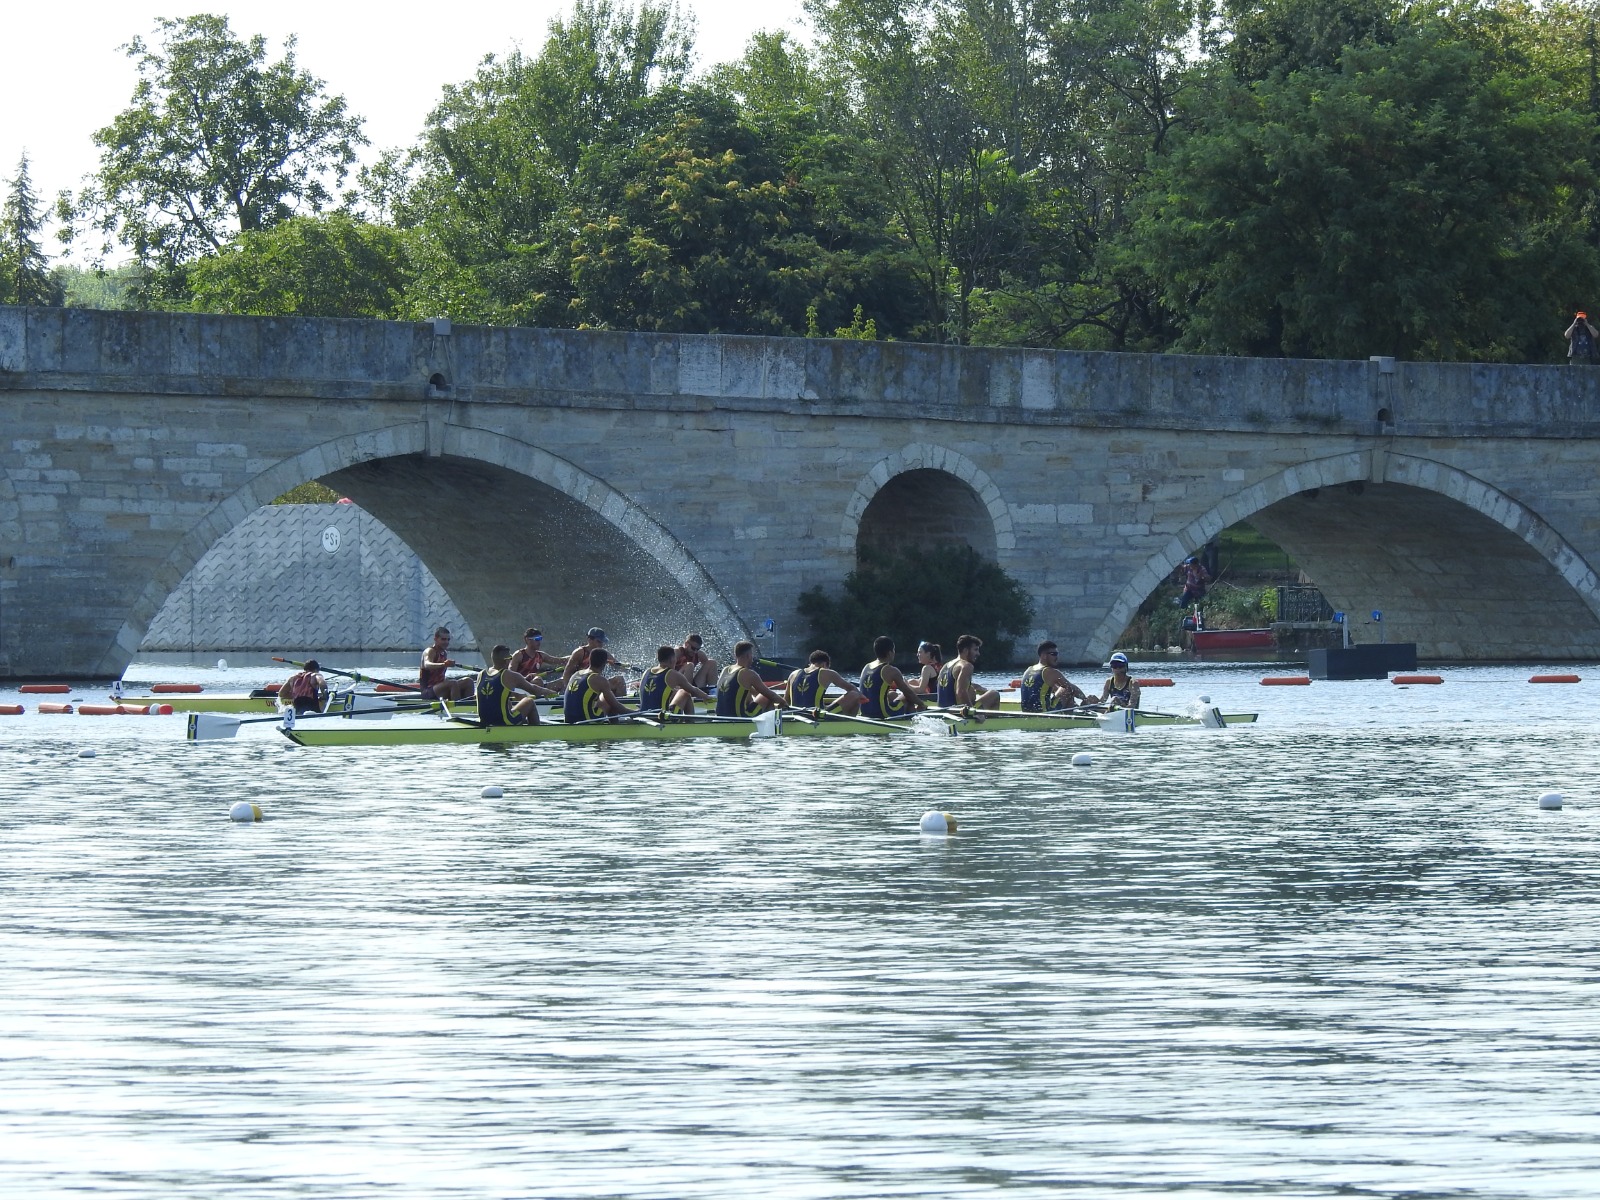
[1,154,62,306]
[798,544,1035,667]
[397,0,693,324]
[80,14,365,290]
[1131,14,1597,360]
[188,213,410,317]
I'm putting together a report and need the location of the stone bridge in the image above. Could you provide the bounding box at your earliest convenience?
[3,305,1599,678]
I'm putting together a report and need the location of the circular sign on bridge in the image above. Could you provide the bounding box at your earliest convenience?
[321,527,341,554]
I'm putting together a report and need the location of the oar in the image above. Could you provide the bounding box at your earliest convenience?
[186,702,436,741]
[271,656,473,694]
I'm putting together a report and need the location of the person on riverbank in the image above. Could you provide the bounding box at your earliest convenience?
[786,650,864,715]
[420,627,474,702]
[1567,312,1599,364]
[1175,557,1211,607]
[476,645,546,726]
[1019,642,1090,713]
[638,645,711,714]
[859,636,926,720]
[937,634,1002,711]
[279,660,328,715]
[1099,653,1141,710]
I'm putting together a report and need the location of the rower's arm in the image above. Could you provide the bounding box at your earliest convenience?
[823,670,865,709]
[889,668,925,709]
[669,668,710,701]
[746,668,785,706]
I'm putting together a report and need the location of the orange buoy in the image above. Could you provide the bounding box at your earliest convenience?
[1260,676,1311,686]
[375,683,412,693]
[38,702,74,714]
[1391,674,1444,685]
[1136,677,1175,687]
[151,683,203,693]
[78,704,125,715]
[20,683,70,694]
[0,704,24,715]
[1529,674,1582,684]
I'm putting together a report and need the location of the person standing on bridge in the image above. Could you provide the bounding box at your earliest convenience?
[1567,312,1599,364]
[420,627,475,702]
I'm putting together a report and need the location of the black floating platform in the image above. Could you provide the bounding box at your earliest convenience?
[1307,643,1419,680]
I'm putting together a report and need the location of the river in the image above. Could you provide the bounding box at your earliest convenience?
[2,658,1598,1197]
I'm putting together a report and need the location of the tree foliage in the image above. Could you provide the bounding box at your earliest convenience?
[798,544,1036,667]
[81,14,364,287]
[1,154,62,306]
[187,213,409,317]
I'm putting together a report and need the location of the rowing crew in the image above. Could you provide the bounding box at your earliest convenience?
[471,632,1142,728]
[418,625,716,702]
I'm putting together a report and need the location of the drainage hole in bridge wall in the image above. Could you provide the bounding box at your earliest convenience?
[428,373,450,395]
[1376,407,1391,423]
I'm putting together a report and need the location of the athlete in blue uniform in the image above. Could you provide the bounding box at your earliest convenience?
[785,650,864,714]
[935,633,1001,711]
[476,644,548,726]
[1018,641,1089,712]
[858,636,925,720]
[715,641,786,717]
[1098,652,1140,710]
[565,647,628,722]
[638,645,710,714]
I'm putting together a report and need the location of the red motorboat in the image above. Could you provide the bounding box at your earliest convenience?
[1191,628,1276,653]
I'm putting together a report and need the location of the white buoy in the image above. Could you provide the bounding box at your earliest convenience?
[1539,792,1564,810]
[481,785,504,799]
[919,810,957,834]
[216,658,228,670]
[229,801,262,822]
[1071,751,1092,767]
[77,748,96,759]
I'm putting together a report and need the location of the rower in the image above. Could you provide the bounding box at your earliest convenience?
[562,627,628,700]
[508,627,553,681]
[715,641,785,717]
[858,636,925,720]
[278,659,328,715]
[1099,652,1141,710]
[786,650,864,715]
[674,633,719,691]
[565,647,629,721]
[420,627,474,702]
[639,645,710,714]
[914,640,943,697]
[936,633,1001,711]
[476,644,547,726]
[1019,641,1089,712]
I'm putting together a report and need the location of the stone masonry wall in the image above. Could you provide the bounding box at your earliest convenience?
[141,502,473,652]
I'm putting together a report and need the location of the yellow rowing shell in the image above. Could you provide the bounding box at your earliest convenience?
[280,709,1257,746]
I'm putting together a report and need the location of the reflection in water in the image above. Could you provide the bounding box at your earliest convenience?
[2,665,1600,1196]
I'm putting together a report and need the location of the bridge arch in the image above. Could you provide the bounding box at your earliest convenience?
[105,423,747,674]
[1089,451,1600,660]
[841,443,1015,558]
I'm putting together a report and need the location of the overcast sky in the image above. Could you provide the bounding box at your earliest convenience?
[2,0,812,248]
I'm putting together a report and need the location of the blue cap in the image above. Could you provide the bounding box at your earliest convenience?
[1109,652,1129,666]
[587,627,607,643]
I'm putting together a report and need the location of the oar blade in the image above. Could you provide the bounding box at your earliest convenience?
[186,713,243,741]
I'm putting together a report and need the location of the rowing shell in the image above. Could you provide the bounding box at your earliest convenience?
[119,693,280,713]
[280,708,1257,747]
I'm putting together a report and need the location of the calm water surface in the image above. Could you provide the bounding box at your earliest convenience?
[3,662,1599,1197]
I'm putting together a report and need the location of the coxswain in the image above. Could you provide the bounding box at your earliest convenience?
[508,627,553,681]
[1099,652,1141,710]
[278,659,328,715]
[639,645,710,714]
[715,641,786,717]
[786,650,864,715]
[420,627,474,701]
[674,632,719,691]
[936,633,1001,711]
[476,644,546,726]
[1019,641,1090,712]
[914,641,943,696]
[565,647,629,721]
[858,636,925,720]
